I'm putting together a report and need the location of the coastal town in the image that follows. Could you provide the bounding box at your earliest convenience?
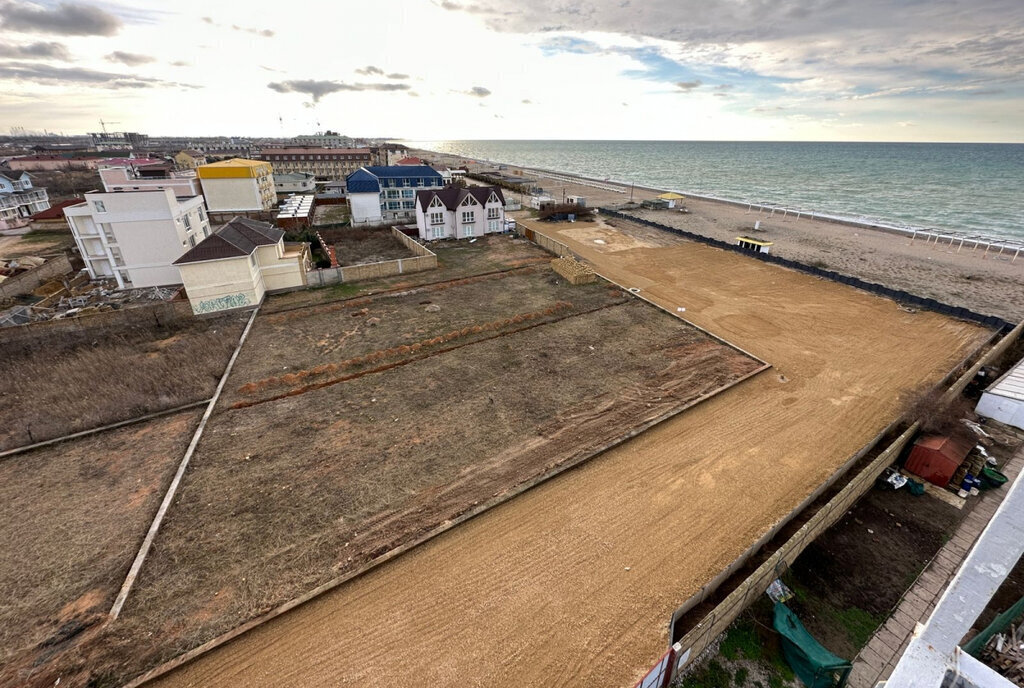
[2,1,1024,688]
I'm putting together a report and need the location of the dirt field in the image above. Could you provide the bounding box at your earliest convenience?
[0,409,201,682]
[323,227,415,266]
[261,234,550,313]
[28,253,759,687]
[141,216,989,688]
[0,313,247,451]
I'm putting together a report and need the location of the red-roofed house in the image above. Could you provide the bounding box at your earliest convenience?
[395,156,425,166]
[414,186,506,241]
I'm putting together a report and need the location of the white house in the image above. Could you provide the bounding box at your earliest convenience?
[0,170,50,230]
[345,165,445,225]
[173,217,310,314]
[64,189,210,289]
[99,166,201,196]
[414,186,506,241]
[274,172,316,196]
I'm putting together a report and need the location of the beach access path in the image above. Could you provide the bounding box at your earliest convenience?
[148,217,988,688]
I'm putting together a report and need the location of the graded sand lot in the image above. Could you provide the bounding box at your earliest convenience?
[149,219,989,688]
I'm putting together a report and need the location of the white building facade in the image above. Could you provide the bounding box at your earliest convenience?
[414,186,506,241]
[64,189,210,289]
[99,166,201,196]
[346,166,445,226]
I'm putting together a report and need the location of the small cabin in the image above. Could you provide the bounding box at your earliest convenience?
[736,236,773,254]
[566,195,587,207]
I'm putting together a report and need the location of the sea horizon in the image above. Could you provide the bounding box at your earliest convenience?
[406,140,1024,242]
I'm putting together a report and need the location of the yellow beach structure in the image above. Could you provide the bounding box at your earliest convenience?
[196,158,276,212]
[657,192,686,208]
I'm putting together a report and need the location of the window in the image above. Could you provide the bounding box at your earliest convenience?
[487,208,500,219]
[463,225,474,237]
[386,190,399,199]
[198,207,206,220]
[101,223,116,243]
[93,200,106,213]
[429,211,444,225]
[461,211,474,223]
[402,201,414,209]
[388,201,400,210]
[188,235,196,248]
[203,226,210,238]
[110,247,124,266]
[488,220,500,233]
[402,189,414,198]
[183,214,192,230]
[432,226,445,239]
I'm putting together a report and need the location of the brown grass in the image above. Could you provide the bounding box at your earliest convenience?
[0,317,245,451]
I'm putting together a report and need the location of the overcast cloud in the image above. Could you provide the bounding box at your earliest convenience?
[268,79,411,102]
[105,51,154,66]
[0,1,121,36]
[0,41,71,60]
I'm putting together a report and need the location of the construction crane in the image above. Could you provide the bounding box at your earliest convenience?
[99,118,121,134]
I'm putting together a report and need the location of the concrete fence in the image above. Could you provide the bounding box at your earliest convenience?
[520,225,573,257]
[637,319,1024,688]
[600,209,1014,332]
[305,227,437,286]
[0,253,73,300]
[0,299,193,347]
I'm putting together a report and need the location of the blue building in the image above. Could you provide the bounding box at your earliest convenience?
[345,165,445,225]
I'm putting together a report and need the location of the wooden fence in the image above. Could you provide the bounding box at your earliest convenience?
[305,227,437,286]
[638,319,1024,687]
[520,225,572,257]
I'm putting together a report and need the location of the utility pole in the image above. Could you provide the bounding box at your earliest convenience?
[630,182,635,202]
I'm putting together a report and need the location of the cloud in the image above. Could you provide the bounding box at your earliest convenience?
[386,72,409,79]
[267,79,411,102]
[0,1,121,36]
[170,60,190,67]
[105,51,154,66]
[0,41,70,60]
[230,23,273,37]
[522,98,532,104]
[356,65,384,76]
[201,16,213,24]
[463,86,492,97]
[0,61,195,89]
[675,79,702,91]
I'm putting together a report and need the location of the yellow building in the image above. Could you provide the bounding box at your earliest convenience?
[174,149,207,169]
[196,158,276,212]
[173,216,310,314]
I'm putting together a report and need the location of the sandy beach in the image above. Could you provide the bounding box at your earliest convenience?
[414,149,1024,323]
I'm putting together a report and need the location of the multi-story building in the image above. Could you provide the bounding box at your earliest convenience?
[174,149,207,169]
[274,172,316,196]
[174,217,310,315]
[196,158,276,212]
[88,131,149,151]
[64,188,210,289]
[4,155,98,171]
[292,134,354,148]
[260,147,372,181]
[414,186,506,241]
[100,165,201,196]
[0,170,50,230]
[346,166,445,225]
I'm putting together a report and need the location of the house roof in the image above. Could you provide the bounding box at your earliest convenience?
[178,149,205,157]
[396,156,424,165]
[197,158,271,179]
[0,169,31,182]
[275,172,315,182]
[31,198,82,220]
[260,147,370,156]
[416,185,505,212]
[173,217,283,265]
[345,166,444,194]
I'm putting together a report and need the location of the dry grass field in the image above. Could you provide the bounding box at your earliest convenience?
[321,227,415,266]
[0,314,246,451]
[145,218,989,688]
[0,409,202,684]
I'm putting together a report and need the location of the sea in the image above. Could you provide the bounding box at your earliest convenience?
[403,141,1024,242]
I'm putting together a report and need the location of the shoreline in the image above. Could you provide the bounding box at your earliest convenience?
[415,148,1024,252]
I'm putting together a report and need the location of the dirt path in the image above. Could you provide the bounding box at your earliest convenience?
[150,219,989,688]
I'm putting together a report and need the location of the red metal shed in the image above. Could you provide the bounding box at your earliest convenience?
[905,435,972,488]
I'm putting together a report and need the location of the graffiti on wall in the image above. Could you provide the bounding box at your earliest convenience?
[194,293,251,314]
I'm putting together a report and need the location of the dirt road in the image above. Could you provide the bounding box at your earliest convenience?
[151,218,988,688]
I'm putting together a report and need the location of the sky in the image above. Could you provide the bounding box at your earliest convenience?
[0,0,1022,142]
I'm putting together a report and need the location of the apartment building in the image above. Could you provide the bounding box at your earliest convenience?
[196,158,276,212]
[64,189,210,289]
[0,170,50,230]
[100,165,201,196]
[414,186,506,241]
[292,134,354,148]
[346,165,445,225]
[260,147,372,180]
[174,149,207,169]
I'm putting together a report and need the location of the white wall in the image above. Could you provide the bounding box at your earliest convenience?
[201,177,261,212]
[350,191,383,224]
